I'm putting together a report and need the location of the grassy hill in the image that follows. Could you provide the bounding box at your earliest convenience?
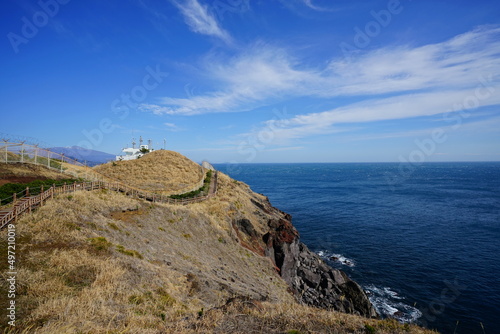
[94,150,204,194]
[0,154,437,333]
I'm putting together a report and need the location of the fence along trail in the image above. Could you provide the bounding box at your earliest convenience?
[0,141,206,194]
[0,142,218,229]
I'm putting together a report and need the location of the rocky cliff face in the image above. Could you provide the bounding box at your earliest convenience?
[233,194,378,318]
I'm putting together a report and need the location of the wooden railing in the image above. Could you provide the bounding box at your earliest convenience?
[0,172,218,229]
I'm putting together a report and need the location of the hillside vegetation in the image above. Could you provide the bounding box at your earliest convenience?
[0,154,437,333]
[94,150,204,193]
[0,163,75,187]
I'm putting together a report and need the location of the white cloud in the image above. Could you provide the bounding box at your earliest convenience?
[264,146,304,152]
[141,44,318,115]
[256,86,500,144]
[302,0,333,11]
[141,26,500,117]
[172,0,231,43]
[163,122,183,132]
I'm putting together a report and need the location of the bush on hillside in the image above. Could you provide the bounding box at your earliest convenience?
[0,178,82,205]
[170,170,212,200]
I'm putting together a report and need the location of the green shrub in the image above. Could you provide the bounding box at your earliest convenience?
[108,222,121,231]
[169,171,212,200]
[128,295,144,305]
[116,245,143,259]
[88,237,111,251]
[365,324,376,334]
[0,178,81,205]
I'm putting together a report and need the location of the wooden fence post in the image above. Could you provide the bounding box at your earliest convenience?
[13,193,16,205]
[26,187,29,197]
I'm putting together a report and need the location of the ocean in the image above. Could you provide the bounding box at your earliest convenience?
[214,162,500,334]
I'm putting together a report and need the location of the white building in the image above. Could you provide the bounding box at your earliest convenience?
[116,139,153,161]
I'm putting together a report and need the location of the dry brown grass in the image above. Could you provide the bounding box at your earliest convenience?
[94,150,204,194]
[187,299,437,334]
[0,163,74,186]
[0,188,284,332]
[60,163,104,182]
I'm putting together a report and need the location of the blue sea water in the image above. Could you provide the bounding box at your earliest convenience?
[215,162,500,334]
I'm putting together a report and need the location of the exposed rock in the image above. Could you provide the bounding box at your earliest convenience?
[235,196,378,318]
[235,218,258,238]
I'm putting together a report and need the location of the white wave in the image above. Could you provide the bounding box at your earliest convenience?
[365,285,421,324]
[383,287,404,300]
[316,250,355,267]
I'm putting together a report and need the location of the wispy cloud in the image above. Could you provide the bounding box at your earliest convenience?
[252,87,500,144]
[141,44,317,115]
[164,122,183,132]
[171,0,231,43]
[141,26,500,118]
[264,146,304,152]
[302,0,335,12]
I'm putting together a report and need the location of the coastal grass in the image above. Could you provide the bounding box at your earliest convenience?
[0,189,293,333]
[0,162,75,186]
[188,300,438,334]
[94,150,204,193]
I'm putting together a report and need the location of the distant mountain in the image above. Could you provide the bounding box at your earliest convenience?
[49,146,115,166]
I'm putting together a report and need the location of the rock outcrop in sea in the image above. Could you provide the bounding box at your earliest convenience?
[232,192,377,318]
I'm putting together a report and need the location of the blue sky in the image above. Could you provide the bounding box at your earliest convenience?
[1,0,499,163]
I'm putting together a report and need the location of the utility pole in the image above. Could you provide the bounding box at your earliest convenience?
[20,141,25,163]
[2,139,10,163]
